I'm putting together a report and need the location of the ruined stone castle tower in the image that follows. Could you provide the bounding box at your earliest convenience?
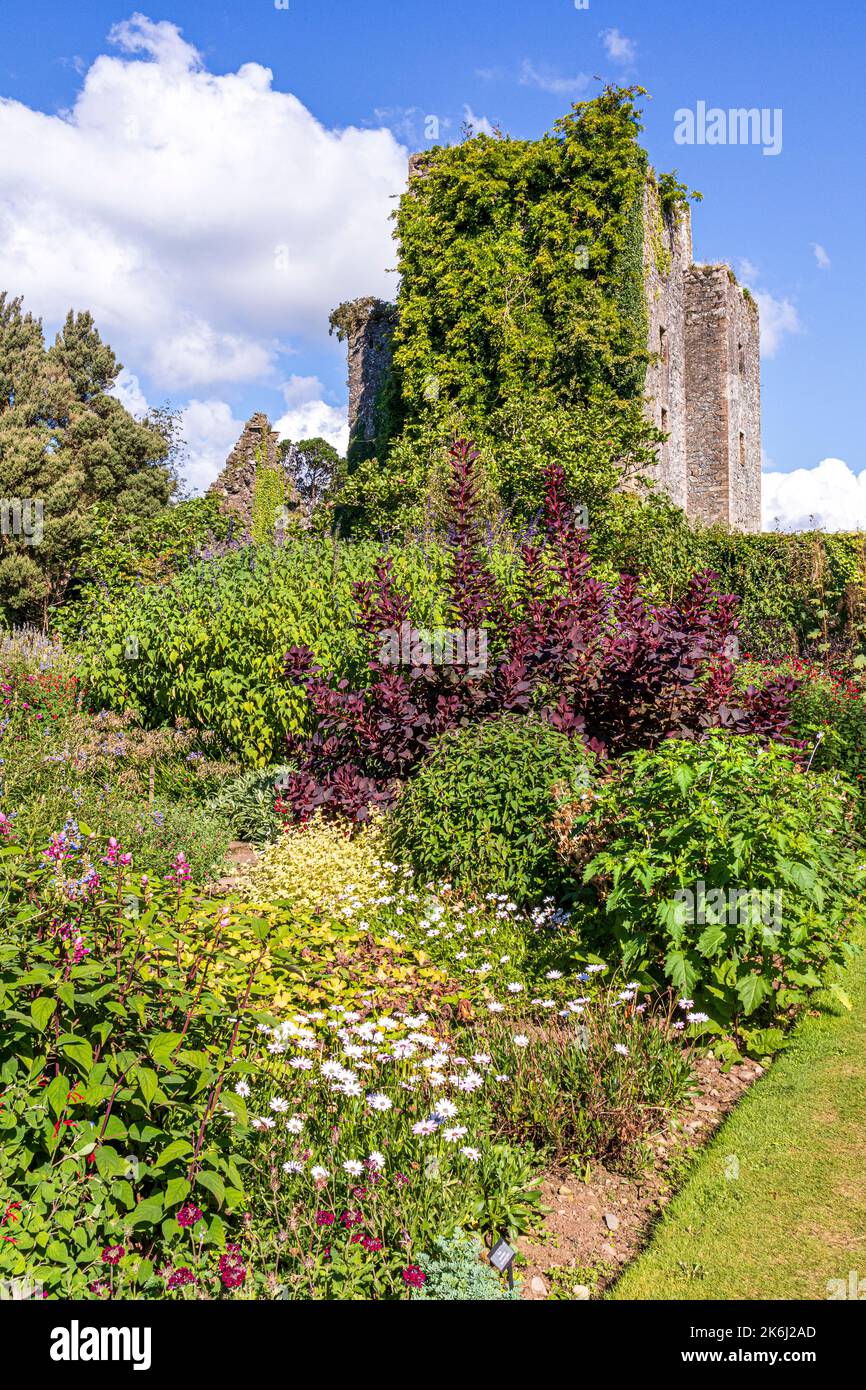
[641,180,760,530]
[336,164,762,532]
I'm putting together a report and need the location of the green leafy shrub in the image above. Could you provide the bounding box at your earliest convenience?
[66,537,453,764]
[391,715,594,902]
[554,734,863,1052]
[411,1233,520,1300]
[206,765,295,846]
[588,502,866,661]
[55,496,232,608]
[0,829,274,1298]
[740,657,866,825]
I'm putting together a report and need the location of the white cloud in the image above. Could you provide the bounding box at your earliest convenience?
[762,458,866,532]
[811,242,831,270]
[462,105,496,138]
[273,375,349,455]
[600,28,637,65]
[518,60,591,98]
[736,260,802,358]
[110,368,149,417]
[109,12,202,73]
[753,290,802,357]
[0,13,407,393]
[180,398,245,495]
[150,319,272,390]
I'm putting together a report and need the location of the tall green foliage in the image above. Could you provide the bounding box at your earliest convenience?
[342,86,670,532]
[0,294,175,624]
[590,491,866,658]
[68,538,455,765]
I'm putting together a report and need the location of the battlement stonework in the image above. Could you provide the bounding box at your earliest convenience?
[335,166,762,532]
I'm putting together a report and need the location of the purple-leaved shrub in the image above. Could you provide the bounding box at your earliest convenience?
[279,439,795,821]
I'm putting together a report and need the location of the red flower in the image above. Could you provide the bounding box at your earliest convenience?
[101,1244,124,1265]
[315,1210,335,1226]
[177,1203,204,1229]
[362,1236,383,1252]
[402,1264,426,1288]
[166,1267,196,1290]
[218,1243,246,1290]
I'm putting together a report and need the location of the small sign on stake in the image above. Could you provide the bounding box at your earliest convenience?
[489,1236,516,1289]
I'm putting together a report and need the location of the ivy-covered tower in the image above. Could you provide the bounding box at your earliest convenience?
[335,117,762,533]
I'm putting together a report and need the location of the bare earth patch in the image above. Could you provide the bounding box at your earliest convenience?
[212,840,259,894]
[518,1056,764,1299]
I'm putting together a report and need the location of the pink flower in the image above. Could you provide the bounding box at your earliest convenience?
[176,1203,204,1229]
[101,1244,124,1265]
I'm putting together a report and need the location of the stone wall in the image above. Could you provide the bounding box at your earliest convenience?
[641,185,761,532]
[329,296,397,459]
[208,413,300,533]
[723,275,761,530]
[680,267,761,530]
[641,181,692,511]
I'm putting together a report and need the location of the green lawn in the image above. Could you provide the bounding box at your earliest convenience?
[611,944,866,1301]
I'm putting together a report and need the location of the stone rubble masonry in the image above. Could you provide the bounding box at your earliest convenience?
[208,412,300,532]
[333,160,763,532]
[643,179,761,530]
[330,296,398,458]
[683,264,761,531]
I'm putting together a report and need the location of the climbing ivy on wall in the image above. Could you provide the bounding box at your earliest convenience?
[590,489,866,659]
[251,449,287,545]
[393,84,651,422]
[342,86,672,534]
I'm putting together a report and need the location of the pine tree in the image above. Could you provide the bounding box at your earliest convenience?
[0,294,175,624]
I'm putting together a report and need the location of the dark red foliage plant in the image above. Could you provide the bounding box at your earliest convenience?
[278,439,795,821]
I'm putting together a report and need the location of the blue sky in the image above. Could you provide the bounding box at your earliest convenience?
[0,0,863,525]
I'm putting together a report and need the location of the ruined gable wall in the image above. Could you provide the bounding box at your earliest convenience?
[332,296,397,457]
[208,412,280,523]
